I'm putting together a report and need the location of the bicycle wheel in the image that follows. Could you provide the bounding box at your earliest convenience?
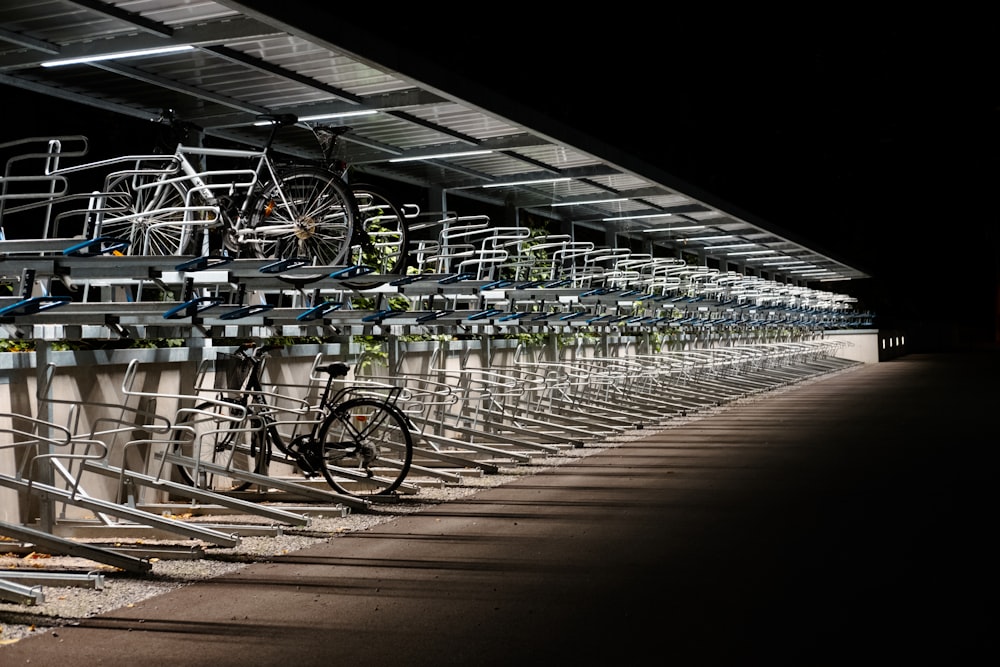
[348,183,410,277]
[96,171,208,256]
[170,401,263,492]
[317,397,414,497]
[247,167,357,265]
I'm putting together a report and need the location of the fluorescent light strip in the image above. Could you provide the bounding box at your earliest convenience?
[602,212,673,221]
[687,235,735,242]
[299,110,380,121]
[42,45,195,67]
[390,150,494,163]
[727,249,778,256]
[550,197,629,207]
[703,243,757,250]
[640,225,706,233]
[482,177,571,188]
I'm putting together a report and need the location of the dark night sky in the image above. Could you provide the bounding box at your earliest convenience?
[4,11,997,348]
[373,14,1000,346]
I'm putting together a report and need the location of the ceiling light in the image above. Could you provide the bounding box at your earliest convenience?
[390,150,494,162]
[793,269,837,275]
[760,260,809,267]
[601,212,673,221]
[550,197,629,207]
[727,249,778,256]
[42,45,195,67]
[482,177,572,188]
[299,110,380,121]
[704,243,757,251]
[686,235,735,242]
[640,225,706,233]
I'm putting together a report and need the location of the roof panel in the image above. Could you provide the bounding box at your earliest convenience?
[0,0,868,283]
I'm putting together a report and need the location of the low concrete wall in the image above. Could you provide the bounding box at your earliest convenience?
[1,332,856,524]
[824,329,909,363]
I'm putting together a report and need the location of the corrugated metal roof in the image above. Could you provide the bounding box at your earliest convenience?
[0,0,868,283]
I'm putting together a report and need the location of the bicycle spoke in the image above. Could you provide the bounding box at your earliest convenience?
[250,168,355,265]
[96,173,206,256]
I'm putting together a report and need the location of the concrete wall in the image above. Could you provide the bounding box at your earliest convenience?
[1,331,855,525]
[824,329,908,363]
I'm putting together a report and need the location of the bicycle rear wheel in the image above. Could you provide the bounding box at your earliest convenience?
[317,397,414,497]
[96,171,208,256]
[170,401,263,492]
[248,167,357,265]
[348,183,410,277]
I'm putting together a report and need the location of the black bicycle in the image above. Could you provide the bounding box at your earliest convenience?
[170,342,414,498]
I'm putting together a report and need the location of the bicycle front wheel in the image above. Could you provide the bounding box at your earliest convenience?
[170,401,263,492]
[248,168,357,265]
[317,397,414,497]
[97,171,207,256]
[348,183,410,277]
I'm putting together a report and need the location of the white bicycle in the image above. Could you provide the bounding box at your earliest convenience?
[90,113,409,276]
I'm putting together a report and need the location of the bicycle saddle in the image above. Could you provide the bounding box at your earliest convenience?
[319,362,350,377]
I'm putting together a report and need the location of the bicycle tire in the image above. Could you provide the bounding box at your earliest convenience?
[170,401,263,492]
[97,171,207,256]
[247,167,358,266]
[346,183,410,279]
[317,396,414,497]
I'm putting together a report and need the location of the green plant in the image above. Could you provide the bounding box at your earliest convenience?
[353,334,388,373]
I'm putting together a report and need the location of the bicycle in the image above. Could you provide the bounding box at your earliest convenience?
[90,112,410,279]
[170,341,414,498]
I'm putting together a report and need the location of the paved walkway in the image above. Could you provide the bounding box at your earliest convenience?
[2,352,996,666]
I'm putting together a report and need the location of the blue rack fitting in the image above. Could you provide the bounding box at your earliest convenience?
[259,257,310,273]
[162,296,224,319]
[438,272,475,285]
[63,237,130,257]
[329,265,375,280]
[361,309,406,323]
[218,304,276,320]
[580,287,617,297]
[416,309,454,322]
[389,274,432,286]
[174,255,234,272]
[0,295,72,316]
[296,301,344,322]
[466,308,503,321]
[480,279,513,290]
[498,312,533,322]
